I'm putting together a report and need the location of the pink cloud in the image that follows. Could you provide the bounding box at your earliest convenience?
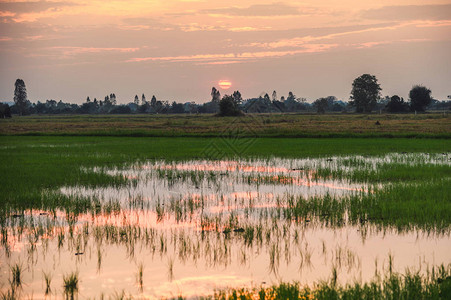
[250,22,416,49]
[198,60,243,65]
[50,46,140,56]
[355,41,392,49]
[126,43,338,63]
[354,38,430,49]
[0,11,15,17]
[415,20,451,28]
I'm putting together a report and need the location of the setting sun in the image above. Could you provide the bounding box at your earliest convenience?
[218,80,232,90]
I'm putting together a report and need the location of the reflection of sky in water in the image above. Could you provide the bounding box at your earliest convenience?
[69,158,371,206]
[1,156,450,298]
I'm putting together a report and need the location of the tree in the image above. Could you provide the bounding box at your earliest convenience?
[350,74,381,113]
[14,79,29,115]
[110,93,117,105]
[211,87,221,103]
[218,95,243,116]
[232,90,242,104]
[409,85,432,112]
[0,103,12,118]
[271,90,277,102]
[285,92,300,112]
[386,95,409,113]
[110,105,131,114]
[313,97,329,114]
[170,101,184,113]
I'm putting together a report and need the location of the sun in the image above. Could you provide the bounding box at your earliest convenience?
[218,80,232,90]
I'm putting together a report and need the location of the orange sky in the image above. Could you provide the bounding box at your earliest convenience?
[0,0,450,103]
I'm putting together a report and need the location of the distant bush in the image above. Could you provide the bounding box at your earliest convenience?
[385,95,409,113]
[218,95,243,116]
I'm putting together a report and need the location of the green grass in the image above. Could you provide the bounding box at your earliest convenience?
[206,264,451,300]
[277,179,451,232]
[347,179,451,231]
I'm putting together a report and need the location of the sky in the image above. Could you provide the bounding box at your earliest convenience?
[0,0,450,104]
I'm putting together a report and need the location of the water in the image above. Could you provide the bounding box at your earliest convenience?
[1,155,450,298]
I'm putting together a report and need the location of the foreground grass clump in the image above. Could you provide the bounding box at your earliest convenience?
[204,265,451,300]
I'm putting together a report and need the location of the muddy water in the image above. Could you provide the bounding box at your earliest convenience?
[1,156,450,299]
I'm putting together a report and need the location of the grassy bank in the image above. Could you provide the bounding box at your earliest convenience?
[1,113,450,138]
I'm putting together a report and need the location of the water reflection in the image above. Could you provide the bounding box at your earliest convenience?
[1,155,450,298]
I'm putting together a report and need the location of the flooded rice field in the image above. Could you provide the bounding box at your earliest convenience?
[1,154,450,298]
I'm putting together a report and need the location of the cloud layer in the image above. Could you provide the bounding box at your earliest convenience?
[202,2,305,17]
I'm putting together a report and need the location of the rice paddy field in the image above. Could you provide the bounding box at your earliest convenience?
[1,127,451,298]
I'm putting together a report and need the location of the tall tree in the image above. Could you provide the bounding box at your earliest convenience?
[287,91,295,101]
[271,90,277,102]
[211,87,221,103]
[232,90,242,105]
[14,79,28,115]
[409,85,432,112]
[350,74,381,113]
[110,93,117,105]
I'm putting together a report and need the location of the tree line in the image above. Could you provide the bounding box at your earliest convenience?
[1,75,450,118]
